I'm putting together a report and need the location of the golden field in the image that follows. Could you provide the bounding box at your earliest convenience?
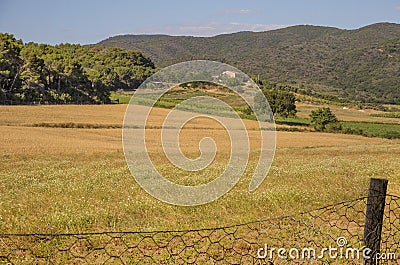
[0,104,399,234]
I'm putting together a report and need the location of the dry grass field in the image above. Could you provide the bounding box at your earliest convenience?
[1,104,400,235]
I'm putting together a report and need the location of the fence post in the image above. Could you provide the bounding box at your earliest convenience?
[363,178,388,265]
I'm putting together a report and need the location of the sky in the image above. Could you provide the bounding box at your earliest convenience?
[0,0,399,45]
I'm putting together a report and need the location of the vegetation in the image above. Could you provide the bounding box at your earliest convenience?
[110,91,133,104]
[263,89,297,117]
[2,23,400,263]
[0,33,155,103]
[253,88,297,118]
[1,104,400,234]
[370,112,400,119]
[99,23,400,104]
[1,22,400,237]
[108,83,400,140]
[341,121,400,139]
[261,80,348,104]
[310,107,341,132]
[275,116,310,127]
[110,83,400,139]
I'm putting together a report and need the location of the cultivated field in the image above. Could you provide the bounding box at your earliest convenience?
[1,104,400,235]
[296,102,400,124]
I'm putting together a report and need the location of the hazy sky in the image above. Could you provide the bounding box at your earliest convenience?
[0,0,399,45]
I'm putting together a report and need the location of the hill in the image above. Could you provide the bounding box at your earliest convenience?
[98,23,400,104]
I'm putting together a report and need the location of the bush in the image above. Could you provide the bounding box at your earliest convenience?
[342,127,365,136]
[259,89,297,118]
[325,122,342,132]
[310,107,339,132]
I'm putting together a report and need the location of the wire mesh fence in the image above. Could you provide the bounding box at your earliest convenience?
[0,194,399,264]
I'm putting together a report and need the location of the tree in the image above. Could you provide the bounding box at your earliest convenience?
[20,45,48,102]
[252,89,297,119]
[0,33,156,103]
[263,89,297,117]
[309,107,342,132]
[0,33,23,99]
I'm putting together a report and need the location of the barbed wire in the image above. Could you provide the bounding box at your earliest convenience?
[0,195,399,264]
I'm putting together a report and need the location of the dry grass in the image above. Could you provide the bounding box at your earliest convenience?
[1,105,400,235]
[0,105,126,126]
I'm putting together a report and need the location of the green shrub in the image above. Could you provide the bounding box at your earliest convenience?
[309,107,339,132]
[325,122,342,132]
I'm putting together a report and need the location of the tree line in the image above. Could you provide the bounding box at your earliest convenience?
[0,33,155,103]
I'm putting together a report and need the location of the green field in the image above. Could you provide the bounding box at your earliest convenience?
[342,121,400,138]
[110,91,134,104]
[370,112,400,119]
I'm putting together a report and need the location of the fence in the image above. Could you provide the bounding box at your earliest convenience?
[0,179,399,264]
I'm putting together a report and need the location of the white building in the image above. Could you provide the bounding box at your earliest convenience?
[222,70,238,78]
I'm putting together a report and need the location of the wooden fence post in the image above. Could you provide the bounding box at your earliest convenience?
[363,178,388,265]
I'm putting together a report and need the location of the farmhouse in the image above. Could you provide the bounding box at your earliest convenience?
[222,70,239,78]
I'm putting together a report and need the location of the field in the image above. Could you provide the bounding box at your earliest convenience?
[296,102,400,124]
[1,104,400,236]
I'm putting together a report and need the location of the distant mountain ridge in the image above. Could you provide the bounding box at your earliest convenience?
[98,23,400,104]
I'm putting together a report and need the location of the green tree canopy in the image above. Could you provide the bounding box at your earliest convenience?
[263,89,297,118]
[310,107,341,132]
[0,33,23,99]
[0,33,155,103]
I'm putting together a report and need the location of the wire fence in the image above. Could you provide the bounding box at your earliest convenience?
[0,194,399,264]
